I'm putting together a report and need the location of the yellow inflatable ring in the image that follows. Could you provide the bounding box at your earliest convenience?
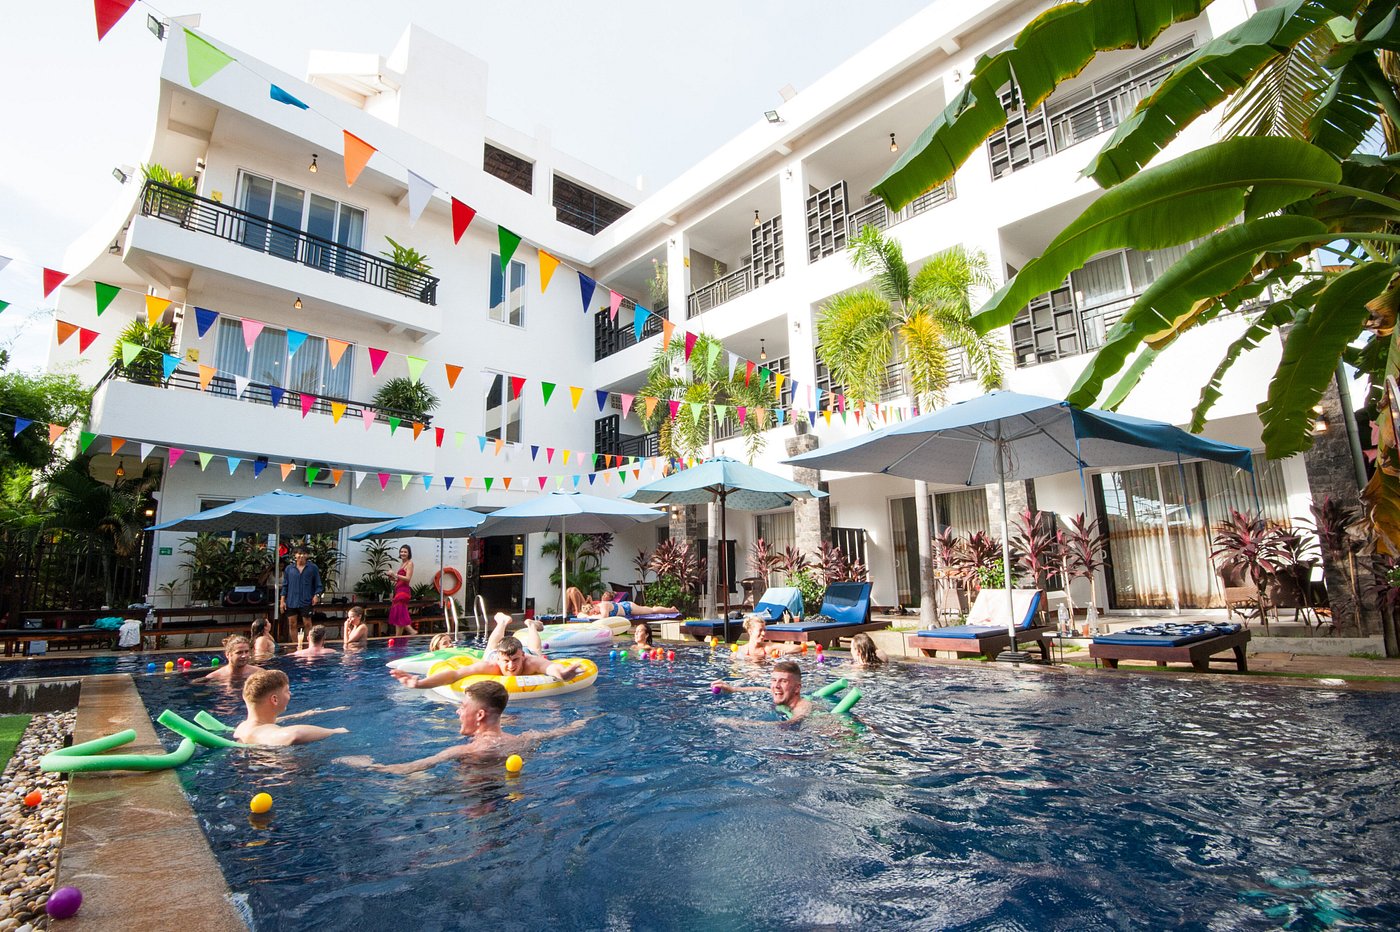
[427,656,598,702]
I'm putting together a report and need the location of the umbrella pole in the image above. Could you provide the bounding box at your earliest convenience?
[719,492,729,620]
[995,439,1029,664]
[273,517,282,642]
[439,532,446,628]
[560,518,568,619]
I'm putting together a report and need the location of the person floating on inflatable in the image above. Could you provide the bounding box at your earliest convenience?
[389,632,583,691]
[712,661,813,726]
[338,681,586,774]
[233,670,349,747]
[198,635,264,685]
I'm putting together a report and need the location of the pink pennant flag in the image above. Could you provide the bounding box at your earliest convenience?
[546,448,555,463]
[620,394,635,418]
[737,406,748,425]
[668,400,680,420]
[368,347,388,375]
[609,290,623,321]
[684,332,697,361]
[377,472,390,491]
[538,476,547,490]
[361,407,376,431]
[169,448,185,467]
[241,319,264,350]
[300,393,316,417]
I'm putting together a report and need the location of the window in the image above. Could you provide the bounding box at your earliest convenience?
[755,512,796,554]
[483,143,533,194]
[236,171,366,269]
[553,174,630,235]
[483,371,523,443]
[490,255,527,326]
[889,489,989,607]
[211,319,353,399]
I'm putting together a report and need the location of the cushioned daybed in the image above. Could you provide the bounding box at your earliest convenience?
[763,582,879,648]
[682,587,804,643]
[908,589,1050,661]
[1090,622,1249,672]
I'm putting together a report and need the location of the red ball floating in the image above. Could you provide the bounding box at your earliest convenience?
[23,791,41,807]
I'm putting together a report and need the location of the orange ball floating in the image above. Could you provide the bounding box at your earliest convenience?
[23,791,41,807]
[249,792,273,814]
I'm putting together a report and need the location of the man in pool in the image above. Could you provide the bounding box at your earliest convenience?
[232,669,349,746]
[198,635,264,684]
[337,681,586,774]
[388,635,584,690]
[290,624,338,658]
[711,660,814,725]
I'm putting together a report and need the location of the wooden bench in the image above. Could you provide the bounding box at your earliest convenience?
[0,628,118,657]
[1090,629,1251,673]
[908,625,1055,661]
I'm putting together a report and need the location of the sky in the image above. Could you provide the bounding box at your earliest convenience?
[0,0,937,373]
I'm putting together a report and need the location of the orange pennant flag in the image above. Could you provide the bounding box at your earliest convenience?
[569,386,584,410]
[330,468,345,486]
[198,364,217,391]
[462,477,473,491]
[644,396,658,418]
[330,402,347,423]
[109,437,126,456]
[55,320,79,345]
[502,477,513,490]
[280,462,295,480]
[343,131,376,186]
[326,339,350,369]
[48,423,65,443]
[445,364,463,389]
[494,438,505,455]
[539,250,560,292]
[661,320,675,350]
[412,421,425,440]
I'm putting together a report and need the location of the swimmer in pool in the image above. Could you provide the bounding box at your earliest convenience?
[428,632,455,652]
[734,616,802,662]
[198,635,264,684]
[232,669,349,746]
[338,681,586,774]
[289,624,338,658]
[632,622,654,650]
[849,632,887,668]
[342,606,369,649]
[250,617,277,661]
[389,634,582,690]
[711,661,814,725]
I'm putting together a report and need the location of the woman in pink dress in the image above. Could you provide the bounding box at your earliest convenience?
[387,544,417,636]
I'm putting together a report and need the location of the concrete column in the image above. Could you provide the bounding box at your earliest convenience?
[786,432,831,560]
[779,160,809,274]
[666,232,690,320]
[1302,379,1372,632]
[987,479,1037,540]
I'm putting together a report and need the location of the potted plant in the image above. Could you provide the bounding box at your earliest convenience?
[142,163,197,223]
[1211,510,1282,631]
[648,538,704,614]
[381,236,433,297]
[1059,514,1109,634]
[353,540,394,602]
[371,377,439,425]
[110,318,175,385]
[648,258,669,315]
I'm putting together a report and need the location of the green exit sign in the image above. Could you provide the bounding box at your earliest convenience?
[159,547,173,555]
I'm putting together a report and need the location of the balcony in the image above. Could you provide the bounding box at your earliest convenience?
[686,215,784,319]
[595,299,666,361]
[815,347,973,404]
[687,266,755,317]
[139,181,440,304]
[594,415,660,458]
[841,182,957,246]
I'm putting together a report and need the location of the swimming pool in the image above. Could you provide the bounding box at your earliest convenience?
[20,645,1400,929]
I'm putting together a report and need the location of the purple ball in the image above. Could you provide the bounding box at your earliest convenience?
[46,886,82,920]
[711,684,723,695]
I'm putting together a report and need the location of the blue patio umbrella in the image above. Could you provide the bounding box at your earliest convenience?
[783,391,1253,659]
[472,491,666,612]
[622,456,828,617]
[148,488,397,627]
[350,505,489,613]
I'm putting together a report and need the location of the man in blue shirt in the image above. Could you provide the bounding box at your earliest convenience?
[280,547,323,643]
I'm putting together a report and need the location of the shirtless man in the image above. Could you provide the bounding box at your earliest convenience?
[232,669,349,746]
[711,660,814,725]
[290,624,338,658]
[389,633,582,691]
[735,616,803,663]
[198,635,264,684]
[337,681,586,774]
[341,607,368,649]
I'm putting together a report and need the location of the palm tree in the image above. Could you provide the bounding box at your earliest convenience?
[816,226,1007,625]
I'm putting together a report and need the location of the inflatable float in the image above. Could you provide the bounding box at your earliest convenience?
[539,621,617,649]
[387,646,485,677]
[425,655,598,703]
[40,710,250,773]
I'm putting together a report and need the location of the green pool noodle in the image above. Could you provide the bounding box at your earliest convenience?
[810,678,849,700]
[831,687,863,716]
[194,710,233,733]
[41,735,196,772]
[157,709,251,749]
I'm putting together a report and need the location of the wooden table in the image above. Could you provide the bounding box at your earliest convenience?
[1089,629,1251,672]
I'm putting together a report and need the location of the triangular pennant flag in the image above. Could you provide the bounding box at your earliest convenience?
[569,386,584,410]
[77,329,98,355]
[594,454,604,469]
[330,402,346,423]
[609,291,624,321]
[343,131,376,186]
[406,356,427,384]
[368,347,389,375]
[601,472,611,485]
[538,476,547,491]
[435,427,445,447]
[42,269,67,298]
[145,295,171,326]
[510,376,526,400]
[198,451,214,471]
[253,457,267,478]
[754,407,768,429]
[661,320,675,350]
[406,171,435,226]
[478,435,488,453]
[451,198,476,244]
[494,439,505,455]
[572,474,581,488]
[483,477,494,491]
[596,390,609,412]
[715,404,729,425]
[120,340,141,366]
[269,386,285,408]
[325,339,350,369]
[644,396,659,418]
[233,376,250,399]
[79,431,97,453]
[95,282,120,316]
[444,363,462,388]
[353,471,367,488]
[331,469,344,487]
[242,319,264,351]
[388,416,401,435]
[422,475,433,491]
[745,361,755,386]
[539,251,559,291]
[668,400,681,420]
[94,0,135,40]
[55,321,79,345]
[198,364,216,391]
[823,409,833,425]
[462,477,473,491]
[162,354,180,381]
[541,382,556,406]
[185,29,234,87]
[578,273,596,314]
[280,462,295,481]
[269,84,308,109]
[775,373,786,399]
[169,447,185,467]
[378,472,390,491]
[455,432,466,448]
[361,407,375,431]
[684,332,697,361]
[503,477,513,490]
[707,340,722,369]
[728,352,740,380]
[621,394,635,419]
[194,306,218,337]
[689,402,703,424]
[412,422,425,441]
[140,443,156,462]
[759,368,769,390]
[286,329,308,357]
[497,227,522,271]
[300,393,316,417]
[109,437,126,455]
[530,445,540,461]
[588,473,596,486]
[227,457,241,475]
[634,305,649,342]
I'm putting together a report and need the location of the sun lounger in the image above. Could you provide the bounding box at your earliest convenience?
[908,589,1050,660]
[683,588,804,642]
[764,582,880,648]
[1090,622,1249,672]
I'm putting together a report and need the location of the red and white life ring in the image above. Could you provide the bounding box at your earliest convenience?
[434,567,463,596]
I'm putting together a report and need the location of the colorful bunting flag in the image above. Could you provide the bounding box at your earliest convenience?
[497,227,522,271]
[434,427,445,447]
[184,29,234,87]
[634,306,649,343]
[241,319,264,350]
[79,431,96,453]
[55,321,78,345]
[327,339,350,369]
[145,295,171,325]
[406,171,434,225]
[198,365,216,391]
[330,402,346,423]
[378,473,390,491]
[569,386,583,410]
[510,376,526,400]
[621,394,635,418]
[109,437,125,455]
[578,273,596,314]
[194,306,218,337]
[280,462,295,480]
[406,356,427,384]
[388,416,401,435]
[95,282,120,316]
[94,0,135,40]
[444,363,462,388]
[299,393,316,417]
[161,354,180,380]
[233,376,249,399]
[331,469,344,487]
[343,131,376,186]
[596,390,609,412]
[269,386,285,408]
[661,320,675,350]
[169,447,185,467]
[42,269,67,298]
[541,382,556,406]
[684,332,697,361]
[412,422,425,441]
[609,290,623,321]
[451,198,476,244]
[76,328,99,355]
[361,408,375,431]
[199,452,214,471]
[227,457,241,475]
[368,347,388,375]
[253,457,267,478]
[269,84,308,109]
[286,329,307,357]
[539,251,559,291]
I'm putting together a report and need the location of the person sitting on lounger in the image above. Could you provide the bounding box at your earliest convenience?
[250,617,277,662]
[849,632,887,668]
[337,681,586,774]
[199,635,264,684]
[711,661,814,725]
[290,624,338,658]
[232,669,348,746]
[735,616,802,662]
[565,586,590,617]
[588,591,678,620]
[342,607,369,649]
[389,619,581,690]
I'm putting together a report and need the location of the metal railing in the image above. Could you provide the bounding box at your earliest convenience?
[1046,50,1186,152]
[844,181,957,241]
[609,433,661,458]
[594,300,666,361]
[687,266,755,318]
[140,181,440,305]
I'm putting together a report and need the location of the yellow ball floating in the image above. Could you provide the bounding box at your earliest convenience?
[249,792,273,814]
[505,754,524,774]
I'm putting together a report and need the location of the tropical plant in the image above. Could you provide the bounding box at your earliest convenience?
[371,376,439,424]
[141,163,197,193]
[1269,523,1323,626]
[776,546,811,582]
[354,539,394,601]
[1211,510,1284,630]
[381,235,433,294]
[109,318,175,385]
[1060,513,1110,621]
[976,561,1007,594]
[540,532,611,596]
[649,538,704,596]
[637,332,775,461]
[748,537,782,586]
[1010,510,1062,592]
[815,541,869,585]
[959,531,1005,594]
[790,567,826,611]
[648,257,669,310]
[644,574,685,611]
[632,548,653,588]
[181,534,273,603]
[411,582,438,601]
[871,0,1400,552]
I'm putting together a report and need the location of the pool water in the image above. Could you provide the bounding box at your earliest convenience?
[18,644,1400,929]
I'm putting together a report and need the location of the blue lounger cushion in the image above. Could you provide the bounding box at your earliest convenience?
[914,625,1008,639]
[1093,622,1241,648]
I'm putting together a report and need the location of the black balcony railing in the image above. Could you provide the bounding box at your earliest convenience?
[686,266,755,319]
[842,181,957,243]
[595,300,666,361]
[140,181,440,305]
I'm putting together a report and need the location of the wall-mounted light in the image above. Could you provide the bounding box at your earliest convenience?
[293,296,303,310]
[763,110,783,124]
[890,133,899,153]
[753,210,761,227]
[195,157,207,175]
[143,506,155,518]
[146,13,166,39]
[112,165,132,184]
[760,339,768,361]
[308,153,319,174]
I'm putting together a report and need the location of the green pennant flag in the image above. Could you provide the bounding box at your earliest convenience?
[484,477,494,491]
[594,454,603,469]
[79,431,97,453]
[388,416,401,435]
[714,404,729,425]
[405,355,427,384]
[541,382,556,405]
[400,474,412,490]
[759,368,770,390]
[498,227,522,272]
[94,282,120,316]
[199,452,215,471]
[305,466,320,485]
[706,340,722,369]
[184,28,234,88]
[689,402,703,424]
[0,301,10,314]
[454,431,466,448]
[121,341,141,366]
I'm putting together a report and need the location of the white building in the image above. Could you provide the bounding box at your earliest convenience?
[49,2,1350,619]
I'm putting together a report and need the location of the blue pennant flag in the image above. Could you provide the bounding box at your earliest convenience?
[588,473,596,486]
[578,272,596,313]
[269,85,309,109]
[596,390,609,412]
[444,476,454,491]
[253,457,268,478]
[162,354,180,380]
[422,475,432,490]
[634,305,649,342]
[477,435,488,453]
[12,417,32,436]
[530,445,539,461]
[194,307,218,338]
[269,386,285,408]
[572,474,581,488]
[286,329,307,357]
[227,457,241,475]
[807,410,818,427]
